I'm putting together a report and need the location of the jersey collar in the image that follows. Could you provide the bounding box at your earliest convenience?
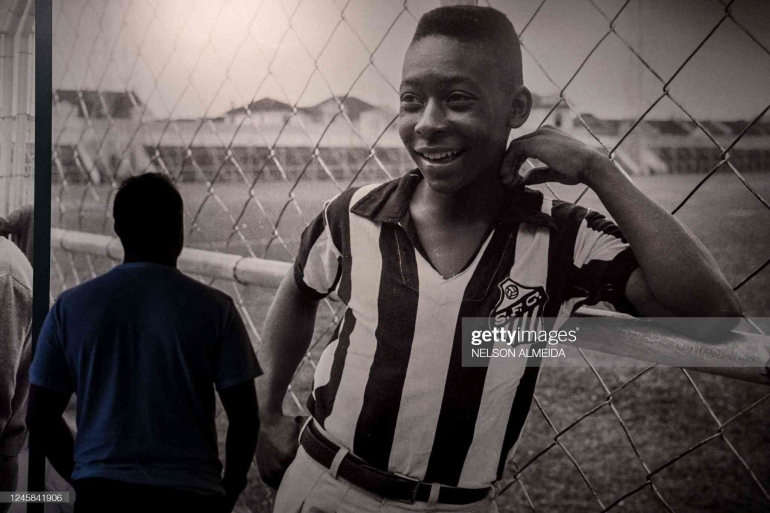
[350,169,558,231]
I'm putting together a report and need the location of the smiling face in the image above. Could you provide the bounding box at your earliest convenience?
[398,35,522,194]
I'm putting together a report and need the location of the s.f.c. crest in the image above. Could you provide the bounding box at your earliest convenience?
[490,278,549,332]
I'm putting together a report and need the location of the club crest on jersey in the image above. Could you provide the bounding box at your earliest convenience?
[490,278,549,334]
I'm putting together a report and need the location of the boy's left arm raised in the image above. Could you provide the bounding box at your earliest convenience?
[502,126,742,337]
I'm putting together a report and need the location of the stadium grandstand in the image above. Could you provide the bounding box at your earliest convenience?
[53,89,770,185]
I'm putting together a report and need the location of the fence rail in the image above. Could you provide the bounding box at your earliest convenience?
[52,227,770,386]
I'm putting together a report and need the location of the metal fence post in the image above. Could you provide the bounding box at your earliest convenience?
[29,0,51,512]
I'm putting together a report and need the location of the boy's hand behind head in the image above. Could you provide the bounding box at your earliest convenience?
[500,125,612,188]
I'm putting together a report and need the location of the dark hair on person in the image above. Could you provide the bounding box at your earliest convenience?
[413,5,523,85]
[113,173,184,256]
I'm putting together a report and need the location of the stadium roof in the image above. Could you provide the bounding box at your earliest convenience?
[55,90,142,119]
[642,120,693,136]
[225,96,378,121]
[577,114,624,136]
[302,97,377,121]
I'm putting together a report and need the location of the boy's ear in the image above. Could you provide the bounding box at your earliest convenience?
[507,85,532,129]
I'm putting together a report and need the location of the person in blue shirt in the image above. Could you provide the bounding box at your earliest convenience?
[27,173,262,513]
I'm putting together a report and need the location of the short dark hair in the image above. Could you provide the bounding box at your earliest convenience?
[413,5,523,85]
[113,173,183,255]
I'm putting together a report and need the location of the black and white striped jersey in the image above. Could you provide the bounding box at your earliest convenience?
[293,170,639,489]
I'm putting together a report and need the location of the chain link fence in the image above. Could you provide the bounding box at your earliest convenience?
[0,0,35,218]
[49,0,770,511]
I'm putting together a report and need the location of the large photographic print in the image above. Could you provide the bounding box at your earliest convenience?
[48,1,769,511]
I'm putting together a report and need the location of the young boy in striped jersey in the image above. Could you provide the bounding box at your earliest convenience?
[257,6,741,512]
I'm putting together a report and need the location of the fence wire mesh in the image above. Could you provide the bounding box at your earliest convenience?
[48,0,770,511]
[0,0,35,217]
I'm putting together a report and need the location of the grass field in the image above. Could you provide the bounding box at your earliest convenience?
[50,170,770,512]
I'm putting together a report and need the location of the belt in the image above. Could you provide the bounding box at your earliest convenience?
[300,421,491,505]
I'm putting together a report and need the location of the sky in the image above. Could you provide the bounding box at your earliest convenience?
[51,0,770,121]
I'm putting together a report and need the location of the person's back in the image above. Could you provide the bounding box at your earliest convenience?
[47,262,246,490]
[28,173,261,513]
